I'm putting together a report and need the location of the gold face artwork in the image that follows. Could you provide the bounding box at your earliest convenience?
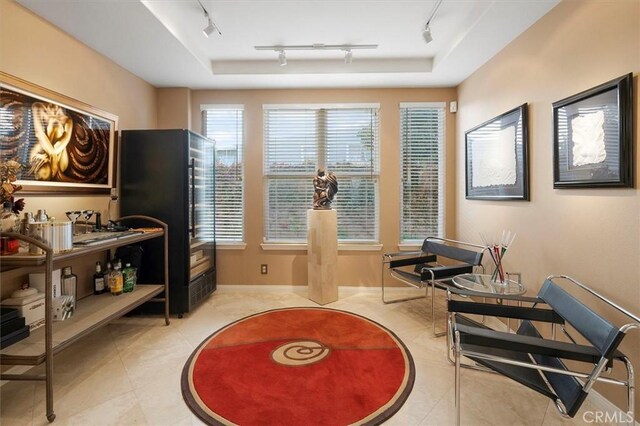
[30,103,73,181]
[0,77,115,191]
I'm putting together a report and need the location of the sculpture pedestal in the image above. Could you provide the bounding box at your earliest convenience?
[307,209,338,305]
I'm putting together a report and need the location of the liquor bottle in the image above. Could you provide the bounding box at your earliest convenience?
[109,261,123,296]
[61,266,77,311]
[93,261,106,294]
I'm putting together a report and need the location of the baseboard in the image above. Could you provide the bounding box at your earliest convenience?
[217,284,306,293]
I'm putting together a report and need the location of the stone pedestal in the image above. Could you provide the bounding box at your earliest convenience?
[307,209,338,305]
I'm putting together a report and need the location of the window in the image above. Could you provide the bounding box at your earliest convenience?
[400,102,446,243]
[202,105,244,243]
[263,104,380,243]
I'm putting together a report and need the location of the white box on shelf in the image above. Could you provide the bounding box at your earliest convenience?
[29,269,61,299]
[1,293,45,331]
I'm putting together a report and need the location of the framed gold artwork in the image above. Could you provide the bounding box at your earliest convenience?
[0,72,118,195]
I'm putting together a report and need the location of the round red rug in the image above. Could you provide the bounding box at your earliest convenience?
[181,307,415,425]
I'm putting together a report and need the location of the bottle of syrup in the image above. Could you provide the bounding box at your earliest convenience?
[93,261,106,294]
[109,261,123,296]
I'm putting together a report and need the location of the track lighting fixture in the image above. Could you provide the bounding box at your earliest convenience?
[255,44,377,66]
[422,0,443,44]
[278,50,287,66]
[422,25,433,44]
[203,16,217,37]
[197,0,221,38]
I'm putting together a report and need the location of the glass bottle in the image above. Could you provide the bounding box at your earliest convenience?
[123,263,135,293]
[35,209,48,223]
[61,266,78,311]
[105,262,112,293]
[93,261,106,295]
[109,261,123,296]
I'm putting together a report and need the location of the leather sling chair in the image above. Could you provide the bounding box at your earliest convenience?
[382,237,485,336]
[448,275,640,426]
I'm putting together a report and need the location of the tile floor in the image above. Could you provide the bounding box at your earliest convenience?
[1,286,612,426]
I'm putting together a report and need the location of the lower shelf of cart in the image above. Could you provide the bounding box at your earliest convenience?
[0,284,164,365]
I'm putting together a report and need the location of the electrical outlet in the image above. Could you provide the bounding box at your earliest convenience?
[110,187,118,200]
[261,264,268,275]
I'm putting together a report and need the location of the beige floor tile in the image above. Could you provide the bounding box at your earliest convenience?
[32,356,134,421]
[426,368,550,426]
[133,369,192,426]
[62,391,147,426]
[541,397,620,426]
[0,380,35,426]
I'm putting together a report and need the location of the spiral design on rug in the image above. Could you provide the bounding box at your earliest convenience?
[181,307,415,426]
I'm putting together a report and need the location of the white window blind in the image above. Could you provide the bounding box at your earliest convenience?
[400,103,445,243]
[202,105,244,243]
[264,105,380,243]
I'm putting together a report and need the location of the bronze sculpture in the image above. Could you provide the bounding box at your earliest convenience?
[313,169,338,209]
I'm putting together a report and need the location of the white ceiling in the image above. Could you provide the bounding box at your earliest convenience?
[17,0,560,89]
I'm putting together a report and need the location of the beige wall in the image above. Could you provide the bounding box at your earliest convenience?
[157,88,191,129]
[189,88,457,286]
[0,0,157,298]
[456,0,639,415]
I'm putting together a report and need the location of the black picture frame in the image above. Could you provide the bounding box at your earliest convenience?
[465,104,529,200]
[0,72,118,195]
[553,73,633,188]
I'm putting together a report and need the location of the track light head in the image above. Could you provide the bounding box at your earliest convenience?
[422,24,433,44]
[203,18,216,37]
[278,50,287,66]
[344,49,353,64]
[422,0,443,44]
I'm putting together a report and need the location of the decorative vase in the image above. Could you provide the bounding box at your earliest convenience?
[1,202,20,255]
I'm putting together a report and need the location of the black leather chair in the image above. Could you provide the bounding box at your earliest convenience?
[382,237,485,336]
[448,275,640,425]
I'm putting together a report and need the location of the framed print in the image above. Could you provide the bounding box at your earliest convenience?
[0,72,118,195]
[465,104,529,200]
[553,73,633,188]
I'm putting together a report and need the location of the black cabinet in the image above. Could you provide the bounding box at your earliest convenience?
[120,129,216,315]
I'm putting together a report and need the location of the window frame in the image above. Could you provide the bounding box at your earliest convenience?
[263,103,381,245]
[201,104,246,247]
[399,101,446,245]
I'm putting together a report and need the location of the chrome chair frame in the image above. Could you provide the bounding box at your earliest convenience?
[382,237,486,336]
[450,275,640,426]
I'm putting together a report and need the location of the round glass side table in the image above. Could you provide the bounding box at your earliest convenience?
[452,273,526,296]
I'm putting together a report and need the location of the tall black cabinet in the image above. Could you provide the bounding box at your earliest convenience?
[120,129,216,316]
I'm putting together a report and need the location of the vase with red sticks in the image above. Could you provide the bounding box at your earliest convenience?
[480,230,516,285]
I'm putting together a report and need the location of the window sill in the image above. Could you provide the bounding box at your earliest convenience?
[217,242,247,250]
[260,243,307,251]
[339,244,382,252]
[398,243,422,251]
[260,243,383,252]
